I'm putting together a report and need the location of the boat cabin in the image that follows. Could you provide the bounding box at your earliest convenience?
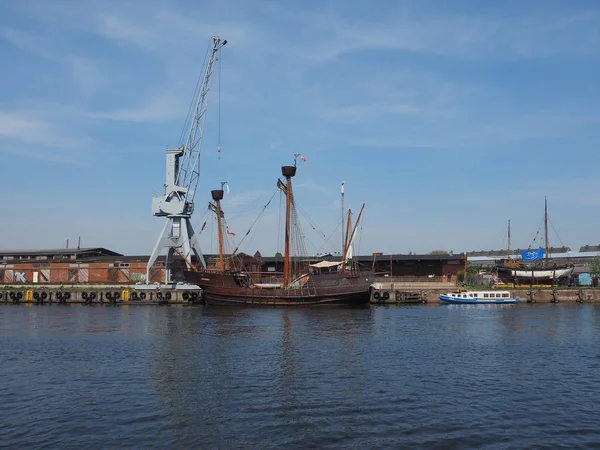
[449,291,512,300]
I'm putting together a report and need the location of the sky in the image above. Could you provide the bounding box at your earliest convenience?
[1,0,600,258]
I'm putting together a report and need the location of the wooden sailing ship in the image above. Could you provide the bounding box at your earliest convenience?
[183,160,373,305]
[496,198,573,283]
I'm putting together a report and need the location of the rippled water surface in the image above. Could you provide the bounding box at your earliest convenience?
[2,304,600,449]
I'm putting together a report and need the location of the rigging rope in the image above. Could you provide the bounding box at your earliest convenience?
[288,186,309,277]
[549,218,566,248]
[225,195,271,220]
[295,202,339,254]
[314,221,342,256]
[528,216,545,249]
[231,188,278,256]
[277,189,283,257]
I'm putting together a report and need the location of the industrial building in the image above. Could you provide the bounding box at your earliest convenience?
[0,248,467,284]
[2,246,598,285]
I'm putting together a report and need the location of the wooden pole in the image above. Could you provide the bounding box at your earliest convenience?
[342,204,365,273]
[216,199,224,272]
[341,209,352,273]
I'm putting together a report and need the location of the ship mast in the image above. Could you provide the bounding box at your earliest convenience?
[280,163,297,287]
[342,204,365,272]
[544,196,549,261]
[209,183,227,273]
[341,208,352,273]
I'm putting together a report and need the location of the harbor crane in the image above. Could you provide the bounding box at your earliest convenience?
[146,36,227,284]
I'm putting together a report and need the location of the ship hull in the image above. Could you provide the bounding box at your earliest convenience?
[497,264,574,282]
[512,266,574,279]
[183,271,372,306]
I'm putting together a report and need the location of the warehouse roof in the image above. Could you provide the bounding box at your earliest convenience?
[0,248,122,257]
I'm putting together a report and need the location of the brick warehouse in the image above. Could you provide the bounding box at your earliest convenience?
[0,248,467,284]
[0,248,169,284]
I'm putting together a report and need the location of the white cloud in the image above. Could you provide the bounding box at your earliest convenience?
[274,7,600,62]
[323,102,421,123]
[0,112,81,149]
[0,111,93,165]
[95,13,155,49]
[1,0,599,254]
[86,89,185,122]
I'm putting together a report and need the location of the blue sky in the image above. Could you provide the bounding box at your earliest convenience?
[1,0,599,257]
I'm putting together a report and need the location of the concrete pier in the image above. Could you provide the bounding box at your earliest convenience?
[2,284,598,306]
[0,284,203,305]
[370,281,600,304]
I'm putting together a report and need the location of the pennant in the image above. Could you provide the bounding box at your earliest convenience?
[227,229,236,236]
[300,156,307,162]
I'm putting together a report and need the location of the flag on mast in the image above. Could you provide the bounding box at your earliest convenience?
[227,229,236,236]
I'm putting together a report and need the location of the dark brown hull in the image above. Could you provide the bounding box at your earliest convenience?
[183,270,372,306]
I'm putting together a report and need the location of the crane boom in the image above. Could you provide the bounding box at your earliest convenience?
[179,37,227,204]
[146,36,227,285]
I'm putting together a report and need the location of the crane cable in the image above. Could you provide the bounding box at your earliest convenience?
[179,42,211,147]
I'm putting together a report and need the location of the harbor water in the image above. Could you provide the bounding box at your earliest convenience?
[1,304,600,448]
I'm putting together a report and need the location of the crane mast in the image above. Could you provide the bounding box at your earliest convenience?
[146,36,227,284]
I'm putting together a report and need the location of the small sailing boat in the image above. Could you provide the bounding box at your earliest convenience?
[497,198,573,283]
[183,158,373,305]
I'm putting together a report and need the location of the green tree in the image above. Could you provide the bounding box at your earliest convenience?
[467,263,478,276]
[457,264,477,285]
[589,257,600,282]
[429,250,449,255]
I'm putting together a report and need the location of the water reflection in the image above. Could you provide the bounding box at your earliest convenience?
[3,304,600,448]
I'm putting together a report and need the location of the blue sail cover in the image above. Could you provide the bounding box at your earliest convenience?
[521,247,544,262]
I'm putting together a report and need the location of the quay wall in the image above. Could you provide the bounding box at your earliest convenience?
[2,284,598,306]
[418,288,600,304]
[0,284,202,305]
[371,281,600,304]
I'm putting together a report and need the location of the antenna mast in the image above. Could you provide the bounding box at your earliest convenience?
[146,36,227,284]
[544,197,549,261]
[507,219,511,258]
[341,181,345,254]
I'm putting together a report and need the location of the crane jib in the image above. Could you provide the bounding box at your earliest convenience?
[146,36,227,284]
